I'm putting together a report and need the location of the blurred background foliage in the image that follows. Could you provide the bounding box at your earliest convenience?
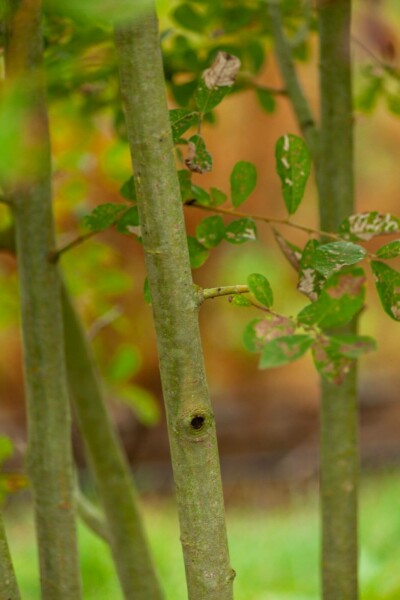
[1,0,400,595]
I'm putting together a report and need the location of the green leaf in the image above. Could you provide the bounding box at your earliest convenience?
[171,79,197,107]
[387,93,400,116]
[143,277,151,305]
[107,345,141,383]
[356,73,383,113]
[243,316,296,353]
[120,177,137,202]
[231,295,251,307]
[187,236,209,268]
[256,88,276,113]
[246,40,265,74]
[275,133,311,215]
[339,212,400,241]
[310,241,367,278]
[230,161,257,207]
[259,335,313,369]
[84,203,127,232]
[196,215,225,248]
[312,338,355,385]
[191,184,210,205]
[312,335,376,385]
[376,240,400,259]
[297,267,366,329]
[371,261,400,321]
[117,385,160,426]
[178,169,193,203]
[210,187,227,206]
[195,78,229,114]
[173,3,207,33]
[169,109,199,143]
[247,273,273,307]
[297,240,326,301]
[185,134,212,173]
[195,52,241,113]
[273,229,302,272]
[0,436,13,464]
[224,218,257,244]
[115,206,140,235]
[328,334,377,358]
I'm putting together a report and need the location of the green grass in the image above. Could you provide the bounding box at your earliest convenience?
[4,473,400,599]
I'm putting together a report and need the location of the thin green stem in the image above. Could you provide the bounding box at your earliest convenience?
[50,229,98,263]
[0,511,21,600]
[188,200,340,240]
[268,1,320,161]
[75,488,110,544]
[114,7,234,599]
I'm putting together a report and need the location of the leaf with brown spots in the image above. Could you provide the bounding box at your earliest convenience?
[297,267,366,329]
[371,261,400,321]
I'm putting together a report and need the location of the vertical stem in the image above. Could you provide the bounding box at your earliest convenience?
[114,8,234,600]
[0,511,21,600]
[318,1,358,599]
[268,2,319,160]
[62,283,164,600]
[4,2,82,598]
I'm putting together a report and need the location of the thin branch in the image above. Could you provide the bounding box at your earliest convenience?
[187,200,341,240]
[0,511,21,600]
[268,1,320,161]
[75,488,110,544]
[87,305,123,340]
[50,229,99,263]
[352,35,400,78]
[201,284,249,302]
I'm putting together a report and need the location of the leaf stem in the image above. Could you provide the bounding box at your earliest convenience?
[187,200,341,240]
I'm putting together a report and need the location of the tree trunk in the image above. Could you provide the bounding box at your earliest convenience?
[318,2,358,598]
[4,1,82,597]
[114,7,234,600]
[62,282,164,600]
[0,511,21,600]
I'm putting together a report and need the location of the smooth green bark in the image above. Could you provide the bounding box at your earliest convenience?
[271,2,358,597]
[114,8,234,600]
[318,2,358,599]
[4,1,82,598]
[62,284,164,600]
[269,2,319,159]
[0,511,21,600]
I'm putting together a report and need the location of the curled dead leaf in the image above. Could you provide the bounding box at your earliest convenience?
[203,51,241,89]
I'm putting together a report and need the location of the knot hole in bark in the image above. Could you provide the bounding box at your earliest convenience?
[190,415,205,431]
